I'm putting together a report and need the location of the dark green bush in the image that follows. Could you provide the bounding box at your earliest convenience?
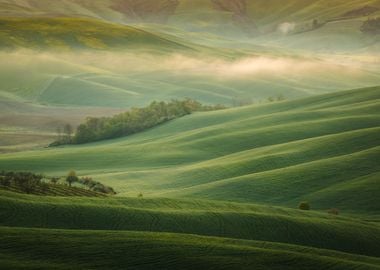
[327,208,339,215]
[299,201,310,211]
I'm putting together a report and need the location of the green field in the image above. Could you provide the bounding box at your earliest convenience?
[2,227,380,270]
[1,85,379,268]
[0,17,192,52]
[1,189,380,269]
[1,86,379,211]
[0,1,379,269]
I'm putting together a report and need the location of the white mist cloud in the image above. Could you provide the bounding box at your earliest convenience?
[0,49,365,81]
[278,22,296,35]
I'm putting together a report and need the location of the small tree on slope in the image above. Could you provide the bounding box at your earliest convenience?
[66,170,78,187]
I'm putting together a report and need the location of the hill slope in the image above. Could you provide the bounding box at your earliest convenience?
[0,17,191,51]
[1,0,379,35]
[0,2,379,269]
[2,226,380,270]
[0,86,379,213]
[1,189,380,257]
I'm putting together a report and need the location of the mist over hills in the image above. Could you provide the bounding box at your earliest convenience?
[0,0,379,153]
[0,1,379,269]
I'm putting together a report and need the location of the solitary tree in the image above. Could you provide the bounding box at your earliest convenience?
[66,170,78,187]
[312,19,319,29]
[276,94,286,101]
[56,127,63,142]
[63,124,73,143]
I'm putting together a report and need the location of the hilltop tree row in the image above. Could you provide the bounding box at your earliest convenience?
[51,99,225,145]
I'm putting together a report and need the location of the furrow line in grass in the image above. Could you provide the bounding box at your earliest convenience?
[166,146,380,199]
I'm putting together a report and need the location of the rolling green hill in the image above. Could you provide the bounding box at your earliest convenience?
[2,51,378,108]
[1,0,379,35]
[0,86,379,213]
[1,1,379,56]
[0,2,379,269]
[1,189,380,254]
[2,226,380,270]
[2,42,378,154]
[0,17,191,51]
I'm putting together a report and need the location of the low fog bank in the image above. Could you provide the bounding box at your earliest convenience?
[1,49,377,80]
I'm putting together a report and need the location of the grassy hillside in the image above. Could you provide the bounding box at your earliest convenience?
[2,53,379,107]
[0,86,379,213]
[2,0,379,34]
[2,226,380,270]
[0,17,191,51]
[246,0,380,25]
[1,190,380,257]
[4,51,378,152]
[0,2,379,268]
[2,0,380,51]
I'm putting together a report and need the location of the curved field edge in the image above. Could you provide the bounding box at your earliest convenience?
[1,190,379,257]
[0,226,380,270]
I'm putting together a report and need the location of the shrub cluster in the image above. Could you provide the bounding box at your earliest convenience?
[0,171,45,194]
[78,176,116,195]
[0,171,116,196]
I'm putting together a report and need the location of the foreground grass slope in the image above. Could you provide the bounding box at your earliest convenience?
[0,87,379,213]
[1,226,380,270]
[1,190,380,257]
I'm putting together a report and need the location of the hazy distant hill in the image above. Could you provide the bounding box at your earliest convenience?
[0,17,191,51]
[1,0,379,35]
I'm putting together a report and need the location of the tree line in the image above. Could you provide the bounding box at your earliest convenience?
[51,99,226,146]
[66,170,116,194]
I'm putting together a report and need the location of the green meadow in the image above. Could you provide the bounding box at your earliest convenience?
[1,86,379,268]
[1,87,379,212]
[0,0,379,269]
